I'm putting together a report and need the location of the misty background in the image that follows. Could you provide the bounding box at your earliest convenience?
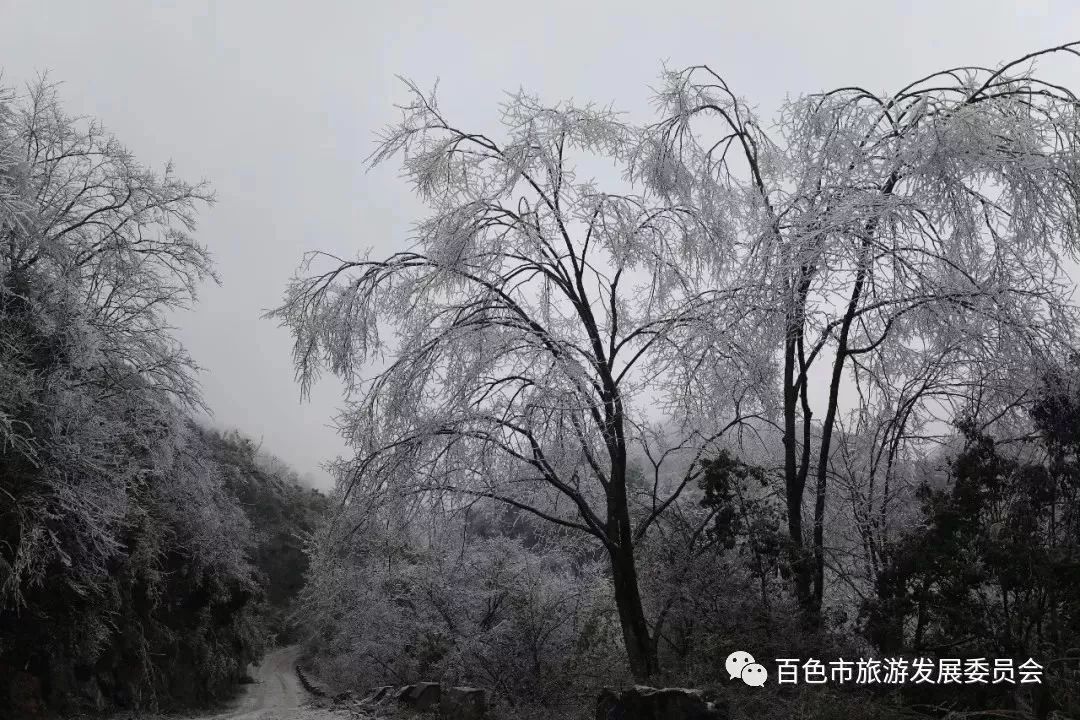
[0,0,1073,489]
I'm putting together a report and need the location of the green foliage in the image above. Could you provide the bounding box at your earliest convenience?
[865,422,1080,656]
[698,450,785,565]
[861,377,1080,716]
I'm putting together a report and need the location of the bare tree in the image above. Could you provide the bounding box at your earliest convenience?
[645,44,1080,618]
[270,83,768,679]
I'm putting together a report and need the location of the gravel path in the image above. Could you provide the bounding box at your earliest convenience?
[188,646,357,720]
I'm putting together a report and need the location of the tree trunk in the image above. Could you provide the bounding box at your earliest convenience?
[605,433,658,682]
[783,294,815,615]
[811,235,874,615]
[608,540,658,681]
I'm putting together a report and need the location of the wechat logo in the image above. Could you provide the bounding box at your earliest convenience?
[726,650,768,687]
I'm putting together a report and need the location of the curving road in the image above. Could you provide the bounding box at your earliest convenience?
[192,646,354,720]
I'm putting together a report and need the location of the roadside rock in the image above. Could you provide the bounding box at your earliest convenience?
[441,686,487,719]
[403,681,441,710]
[394,684,414,703]
[596,685,727,720]
[295,664,330,697]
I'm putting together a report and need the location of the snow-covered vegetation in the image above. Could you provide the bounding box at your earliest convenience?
[6,41,1080,720]
[274,45,1080,718]
[0,79,327,717]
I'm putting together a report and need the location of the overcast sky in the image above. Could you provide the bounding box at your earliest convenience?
[0,0,1075,488]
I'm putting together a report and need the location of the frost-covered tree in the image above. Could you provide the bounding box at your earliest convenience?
[644,45,1080,616]
[300,501,621,717]
[271,82,771,679]
[0,78,275,716]
[0,76,215,608]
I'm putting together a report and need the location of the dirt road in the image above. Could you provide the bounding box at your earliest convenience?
[192,646,353,720]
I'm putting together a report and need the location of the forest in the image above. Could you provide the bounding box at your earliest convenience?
[4,39,1080,720]
[0,80,327,717]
